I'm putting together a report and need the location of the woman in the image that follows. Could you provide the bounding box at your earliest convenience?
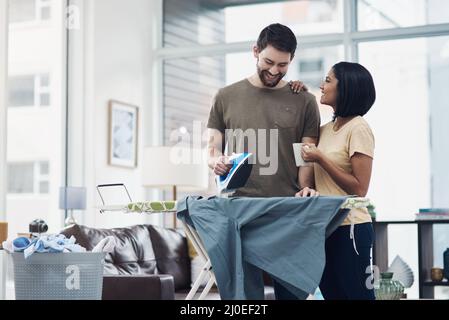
[293,62,376,300]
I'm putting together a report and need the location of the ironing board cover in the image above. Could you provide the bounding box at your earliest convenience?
[176,196,357,300]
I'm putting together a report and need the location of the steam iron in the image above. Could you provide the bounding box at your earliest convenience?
[216,153,253,196]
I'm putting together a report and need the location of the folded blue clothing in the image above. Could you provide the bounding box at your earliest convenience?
[12,234,86,258]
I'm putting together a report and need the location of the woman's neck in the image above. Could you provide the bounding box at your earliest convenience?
[333,116,357,131]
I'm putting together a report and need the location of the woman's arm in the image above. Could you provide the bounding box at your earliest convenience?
[298,137,317,191]
[302,145,373,197]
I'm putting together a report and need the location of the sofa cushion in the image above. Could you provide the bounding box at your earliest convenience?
[148,225,191,290]
[61,224,158,275]
[102,274,175,300]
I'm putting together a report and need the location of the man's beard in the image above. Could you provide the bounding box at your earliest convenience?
[257,65,286,88]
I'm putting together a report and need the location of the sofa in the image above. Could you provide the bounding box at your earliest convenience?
[61,223,275,300]
[61,224,190,300]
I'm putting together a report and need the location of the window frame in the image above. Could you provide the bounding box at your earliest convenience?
[157,0,449,142]
[158,1,449,58]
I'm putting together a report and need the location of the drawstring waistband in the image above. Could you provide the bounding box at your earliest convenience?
[348,211,360,256]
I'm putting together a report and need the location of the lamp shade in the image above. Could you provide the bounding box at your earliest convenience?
[142,146,208,191]
[59,187,87,210]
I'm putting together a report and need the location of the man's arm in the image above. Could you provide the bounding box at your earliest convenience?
[208,128,232,176]
[296,94,321,197]
[207,129,224,169]
[298,136,317,189]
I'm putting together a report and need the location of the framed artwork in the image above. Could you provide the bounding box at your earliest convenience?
[108,100,139,168]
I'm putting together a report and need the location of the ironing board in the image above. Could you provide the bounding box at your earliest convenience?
[178,196,372,300]
[97,186,372,300]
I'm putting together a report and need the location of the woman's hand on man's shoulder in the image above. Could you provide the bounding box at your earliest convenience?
[289,81,308,94]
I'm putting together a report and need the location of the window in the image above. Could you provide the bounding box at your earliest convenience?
[8,75,34,106]
[163,0,343,48]
[161,1,449,298]
[163,46,343,147]
[9,0,52,23]
[225,0,343,42]
[163,0,225,48]
[163,56,225,147]
[38,161,50,193]
[359,35,449,219]
[299,59,323,73]
[7,163,34,193]
[8,74,51,107]
[7,161,50,194]
[9,0,35,23]
[38,0,51,20]
[36,74,50,106]
[225,46,343,124]
[358,0,449,31]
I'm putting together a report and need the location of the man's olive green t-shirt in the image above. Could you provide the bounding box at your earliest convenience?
[207,79,320,197]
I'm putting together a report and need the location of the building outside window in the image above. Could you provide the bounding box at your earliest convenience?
[7,161,50,194]
[9,0,52,23]
[8,73,51,107]
[6,0,65,240]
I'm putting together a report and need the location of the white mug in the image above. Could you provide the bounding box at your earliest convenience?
[292,143,313,167]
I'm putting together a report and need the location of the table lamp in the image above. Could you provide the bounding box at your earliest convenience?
[59,186,87,226]
[142,146,209,228]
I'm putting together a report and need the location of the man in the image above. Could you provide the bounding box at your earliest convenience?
[207,23,320,299]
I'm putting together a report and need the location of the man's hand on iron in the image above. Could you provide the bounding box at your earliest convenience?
[214,156,233,176]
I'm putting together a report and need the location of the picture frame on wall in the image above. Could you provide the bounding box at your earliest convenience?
[108,100,139,168]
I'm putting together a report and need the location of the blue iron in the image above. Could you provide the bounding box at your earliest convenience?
[216,153,253,195]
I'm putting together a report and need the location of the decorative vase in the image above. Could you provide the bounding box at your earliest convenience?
[374,272,404,300]
[444,248,449,280]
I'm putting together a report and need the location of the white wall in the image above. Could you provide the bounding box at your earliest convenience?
[69,0,160,228]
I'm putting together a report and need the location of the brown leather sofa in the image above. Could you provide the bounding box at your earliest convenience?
[61,224,190,300]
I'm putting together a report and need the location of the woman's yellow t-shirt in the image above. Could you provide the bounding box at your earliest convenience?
[314,116,375,226]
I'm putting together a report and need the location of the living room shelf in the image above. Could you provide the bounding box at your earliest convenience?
[373,219,449,299]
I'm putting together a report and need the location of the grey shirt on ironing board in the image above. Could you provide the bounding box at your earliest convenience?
[177,195,349,300]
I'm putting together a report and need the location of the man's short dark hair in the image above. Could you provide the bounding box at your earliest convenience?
[332,62,376,118]
[256,23,297,58]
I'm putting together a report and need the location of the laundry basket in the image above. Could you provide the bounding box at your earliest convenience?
[10,252,105,300]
